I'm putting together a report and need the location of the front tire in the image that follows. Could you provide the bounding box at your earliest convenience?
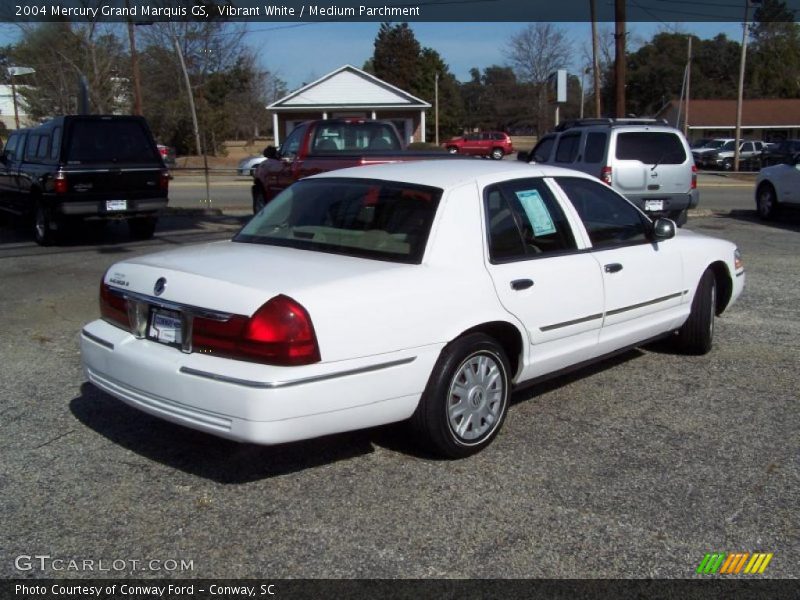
[675,269,716,355]
[447,146,458,155]
[253,185,267,213]
[412,333,510,458]
[756,183,778,220]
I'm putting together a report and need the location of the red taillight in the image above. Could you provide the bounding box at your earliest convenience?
[159,146,169,157]
[193,295,320,366]
[600,166,612,185]
[691,164,697,189]
[159,169,169,191]
[54,171,68,194]
[99,280,130,330]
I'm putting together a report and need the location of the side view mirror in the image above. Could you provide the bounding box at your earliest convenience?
[516,151,530,162]
[651,217,676,241]
[263,146,278,159]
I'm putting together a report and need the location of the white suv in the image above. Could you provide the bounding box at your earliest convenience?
[523,119,698,226]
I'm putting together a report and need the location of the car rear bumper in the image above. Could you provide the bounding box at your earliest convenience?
[53,197,168,217]
[625,191,697,215]
[80,319,438,445]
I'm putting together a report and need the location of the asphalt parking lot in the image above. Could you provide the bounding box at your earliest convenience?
[0,200,798,579]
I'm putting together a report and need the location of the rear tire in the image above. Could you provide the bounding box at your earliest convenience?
[412,333,510,458]
[34,199,58,246]
[675,269,716,355]
[447,146,458,154]
[128,216,157,240]
[490,148,504,160]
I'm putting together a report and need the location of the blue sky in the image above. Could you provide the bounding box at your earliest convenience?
[1,21,743,91]
[242,21,744,90]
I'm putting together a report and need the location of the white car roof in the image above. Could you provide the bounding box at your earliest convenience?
[306,159,596,190]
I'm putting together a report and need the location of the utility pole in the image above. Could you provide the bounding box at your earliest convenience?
[614,0,626,118]
[734,0,751,172]
[173,35,210,207]
[590,0,601,117]
[125,0,142,115]
[434,71,439,146]
[684,36,692,138]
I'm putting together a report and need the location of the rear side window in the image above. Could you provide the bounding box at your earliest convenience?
[36,135,50,159]
[66,120,160,164]
[50,127,61,160]
[555,133,581,163]
[485,178,576,262]
[311,122,400,152]
[25,134,40,160]
[615,132,687,164]
[584,132,607,163]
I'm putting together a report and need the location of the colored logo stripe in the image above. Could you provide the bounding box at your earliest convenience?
[696,553,773,574]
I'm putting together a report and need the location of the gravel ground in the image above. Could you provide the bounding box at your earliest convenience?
[0,209,797,580]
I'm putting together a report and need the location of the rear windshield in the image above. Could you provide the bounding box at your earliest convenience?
[615,132,687,164]
[235,178,441,263]
[65,120,160,164]
[310,122,402,153]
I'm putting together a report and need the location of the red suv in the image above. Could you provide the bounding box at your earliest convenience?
[443,132,514,159]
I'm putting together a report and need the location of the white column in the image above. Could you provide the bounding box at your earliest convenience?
[272,113,280,146]
[420,111,426,143]
[371,110,376,120]
[322,111,328,119]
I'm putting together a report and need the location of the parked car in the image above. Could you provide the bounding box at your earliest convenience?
[81,160,744,458]
[691,138,734,164]
[521,118,697,225]
[252,119,455,213]
[759,139,800,167]
[237,155,267,176]
[690,137,714,149]
[697,140,765,171]
[0,115,169,245]
[754,154,800,219]
[442,132,514,159]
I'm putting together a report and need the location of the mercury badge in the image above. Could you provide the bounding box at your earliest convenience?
[154,277,167,296]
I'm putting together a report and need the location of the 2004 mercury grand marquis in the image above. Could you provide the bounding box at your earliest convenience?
[81,160,744,458]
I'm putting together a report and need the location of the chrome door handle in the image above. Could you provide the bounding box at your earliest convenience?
[604,263,623,273]
[510,279,534,290]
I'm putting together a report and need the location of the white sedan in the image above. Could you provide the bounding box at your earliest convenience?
[755,157,800,219]
[81,160,745,458]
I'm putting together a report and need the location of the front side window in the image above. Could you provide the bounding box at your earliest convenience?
[4,134,19,161]
[556,177,648,249]
[311,122,401,152]
[531,136,556,163]
[485,178,577,262]
[235,178,441,264]
[280,125,306,158]
[615,132,687,164]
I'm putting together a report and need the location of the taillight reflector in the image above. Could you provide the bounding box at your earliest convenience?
[193,295,320,366]
[99,280,130,330]
[159,169,169,191]
[600,166,612,185]
[691,164,697,189]
[54,172,68,194]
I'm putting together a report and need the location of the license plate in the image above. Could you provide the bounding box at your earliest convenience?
[644,199,664,211]
[148,309,182,345]
[106,199,127,211]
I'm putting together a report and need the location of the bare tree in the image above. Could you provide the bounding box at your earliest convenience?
[504,23,572,134]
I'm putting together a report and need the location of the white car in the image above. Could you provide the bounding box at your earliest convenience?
[81,160,745,458]
[755,158,800,219]
[237,155,267,176]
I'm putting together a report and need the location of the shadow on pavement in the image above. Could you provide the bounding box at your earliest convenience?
[725,208,800,233]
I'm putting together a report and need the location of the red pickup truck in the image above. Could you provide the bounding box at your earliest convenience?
[252,119,451,212]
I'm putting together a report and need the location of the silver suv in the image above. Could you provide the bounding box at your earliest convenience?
[523,118,698,225]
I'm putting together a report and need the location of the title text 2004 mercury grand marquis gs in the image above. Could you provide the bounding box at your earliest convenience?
[81,160,744,458]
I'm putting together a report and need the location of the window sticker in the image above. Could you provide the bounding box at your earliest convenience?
[515,189,556,236]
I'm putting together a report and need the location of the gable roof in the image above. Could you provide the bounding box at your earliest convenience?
[268,65,431,111]
[658,99,800,128]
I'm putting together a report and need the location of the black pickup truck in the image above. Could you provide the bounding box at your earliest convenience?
[0,115,169,245]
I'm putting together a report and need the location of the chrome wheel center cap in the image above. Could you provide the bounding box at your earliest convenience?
[469,386,486,409]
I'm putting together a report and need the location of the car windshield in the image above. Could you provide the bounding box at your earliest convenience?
[720,141,736,151]
[235,178,442,263]
[707,140,728,149]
